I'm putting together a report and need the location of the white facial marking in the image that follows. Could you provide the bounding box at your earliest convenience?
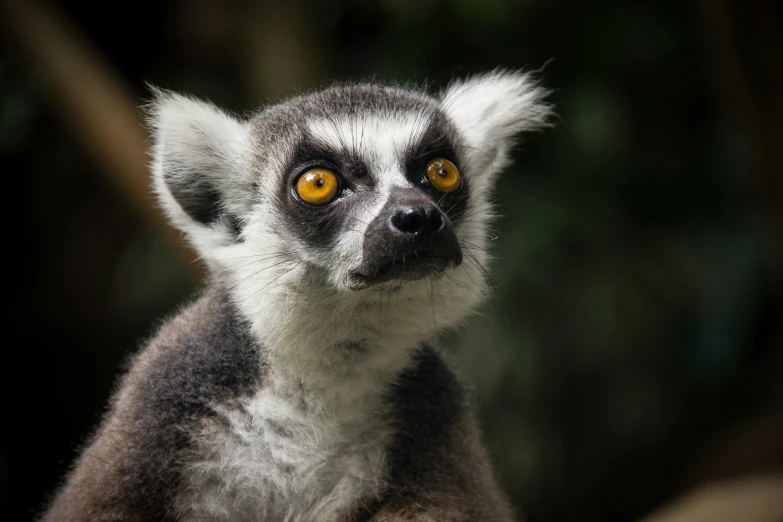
[305,115,434,285]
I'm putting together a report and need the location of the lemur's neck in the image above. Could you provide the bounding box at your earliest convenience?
[226,277,430,415]
[265,336,414,417]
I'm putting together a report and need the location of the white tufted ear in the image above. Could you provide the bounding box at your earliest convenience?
[146,88,255,251]
[440,70,552,179]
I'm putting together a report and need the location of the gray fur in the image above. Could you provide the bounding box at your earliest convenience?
[41,288,261,521]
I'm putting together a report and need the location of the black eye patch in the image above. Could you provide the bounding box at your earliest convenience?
[275,133,374,250]
[404,116,470,222]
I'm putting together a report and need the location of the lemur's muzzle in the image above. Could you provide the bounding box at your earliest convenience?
[348,188,462,289]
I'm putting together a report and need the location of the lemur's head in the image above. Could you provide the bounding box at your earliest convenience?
[149,71,550,348]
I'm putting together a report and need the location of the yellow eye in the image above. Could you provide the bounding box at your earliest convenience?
[296,168,340,205]
[425,158,462,193]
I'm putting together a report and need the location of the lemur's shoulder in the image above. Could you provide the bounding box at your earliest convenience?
[118,285,263,419]
[373,347,515,521]
[42,287,262,521]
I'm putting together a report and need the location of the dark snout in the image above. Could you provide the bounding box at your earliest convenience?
[349,189,462,288]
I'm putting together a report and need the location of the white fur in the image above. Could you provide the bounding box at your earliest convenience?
[441,69,552,194]
[147,89,256,261]
[149,73,551,521]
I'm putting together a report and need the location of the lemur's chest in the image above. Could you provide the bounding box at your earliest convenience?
[180,387,391,522]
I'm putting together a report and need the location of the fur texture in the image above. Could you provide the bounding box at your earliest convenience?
[42,71,551,521]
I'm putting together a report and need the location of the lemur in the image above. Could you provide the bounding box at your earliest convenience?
[41,70,551,522]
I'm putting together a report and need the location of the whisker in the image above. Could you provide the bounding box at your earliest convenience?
[445,192,471,215]
[436,189,451,209]
[433,276,445,308]
[212,251,295,262]
[305,223,364,237]
[449,203,496,221]
[429,277,436,327]
[457,235,495,241]
[239,261,302,303]
[343,215,370,227]
[459,240,493,254]
[460,262,482,295]
[221,252,300,277]
[463,250,506,324]
[377,288,383,336]
[227,256,297,291]
[334,225,365,235]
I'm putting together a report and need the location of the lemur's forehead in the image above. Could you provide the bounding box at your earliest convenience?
[251,83,454,169]
[303,115,431,170]
[289,82,439,117]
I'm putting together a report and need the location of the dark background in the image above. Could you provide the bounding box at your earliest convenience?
[2,1,782,521]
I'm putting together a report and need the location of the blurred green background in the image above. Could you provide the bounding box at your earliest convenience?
[2,1,781,521]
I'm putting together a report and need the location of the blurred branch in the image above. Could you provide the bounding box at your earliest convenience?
[640,475,783,522]
[0,0,202,275]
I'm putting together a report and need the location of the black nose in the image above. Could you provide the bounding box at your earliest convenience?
[391,207,444,237]
[350,189,462,288]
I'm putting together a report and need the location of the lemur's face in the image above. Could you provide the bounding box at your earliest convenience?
[150,72,550,339]
[259,91,469,292]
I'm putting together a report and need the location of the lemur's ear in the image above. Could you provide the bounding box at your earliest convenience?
[440,70,552,176]
[146,88,254,247]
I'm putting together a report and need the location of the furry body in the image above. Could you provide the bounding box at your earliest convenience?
[44,288,510,521]
[42,72,550,521]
